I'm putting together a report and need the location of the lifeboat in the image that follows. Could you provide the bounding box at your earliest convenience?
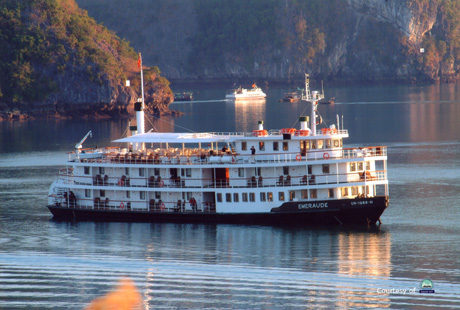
[280,128,296,135]
[252,130,268,137]
[294,129,311,136]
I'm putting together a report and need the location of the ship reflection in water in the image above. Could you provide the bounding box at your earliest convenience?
[72,222,392,309]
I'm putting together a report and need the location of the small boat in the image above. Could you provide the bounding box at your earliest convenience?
[319,97,335,104]
[226,84,266,101]
[174,92,194,101]
[280,92,300,102]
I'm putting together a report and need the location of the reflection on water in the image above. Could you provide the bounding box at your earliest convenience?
[233,99,267,132]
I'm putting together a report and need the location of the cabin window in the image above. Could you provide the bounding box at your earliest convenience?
[350,162,356,172]
[84,167,90,175]
[325,140,331,149]
[217,193,222,202]
[233,193,239,202]
[322,164,330,174]
[289,191,295,201]
[242,141,247,151]
[226,193,232,202]
[260,192,266,202]
[311,141,317,149]
[366,161,370,170]
[267,192,273,202]
[342,188,348,197]
[185,168,192,177]
[139,168,145,177]
[125,167,130,175]
[100,190,105,197]
[305,141,310,150]
[308,165,312,174]
[249,193,255,202]
[238,168,244,177]
[255,167,261,176]
[317,140,324,149]
[310,189,317,199]
[127,191,131,198]
[259,141,265,151]
[154,168,160,176]
[85,189,91,198]
[301,190,308,199]
[328,189,335,198]
[155,191,160,199]
[242,193,248,202]
[279,192,285,201]
[357,162,363,171]
[99,167,105,174]
[273,142,279,151]
[352,187,358,196]
[283,142,289,151]
[283,166,289,175]
[140,191,146,200]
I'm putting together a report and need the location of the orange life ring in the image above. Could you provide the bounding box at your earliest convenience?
[323,152,330,159]
[296,154,302,161]
[118,179,124,187]
[120,202,125,209]
[161,203,165,211]
[159,180,164,187]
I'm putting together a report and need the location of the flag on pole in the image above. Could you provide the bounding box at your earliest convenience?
[137,53,141,69]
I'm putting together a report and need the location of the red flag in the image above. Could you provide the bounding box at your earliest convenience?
[137,54,141,68]
[252,83,256,88]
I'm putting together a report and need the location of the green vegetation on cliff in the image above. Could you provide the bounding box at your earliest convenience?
[0,0,171,107]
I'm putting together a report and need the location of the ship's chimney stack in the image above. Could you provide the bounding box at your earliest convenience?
[258,120,264,130]
[299,116,309,130]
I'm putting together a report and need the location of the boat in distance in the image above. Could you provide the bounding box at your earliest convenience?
[47,62,389,225]
[225,84,267,101]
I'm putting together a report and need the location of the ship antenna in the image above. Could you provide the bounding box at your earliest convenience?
[301,73,324,136]
[134,52,145,150]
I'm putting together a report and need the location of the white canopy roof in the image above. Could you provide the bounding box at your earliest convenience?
[113,132,243,144]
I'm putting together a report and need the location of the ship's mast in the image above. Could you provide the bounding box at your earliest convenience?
[135,52,145,150]
[301,73,324,136]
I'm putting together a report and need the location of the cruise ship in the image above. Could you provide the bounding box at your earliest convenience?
[225,84,267,100]
[47,64,389,225]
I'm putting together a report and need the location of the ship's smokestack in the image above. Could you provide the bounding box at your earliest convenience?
[299,116,309,130]
[258,120,264,130]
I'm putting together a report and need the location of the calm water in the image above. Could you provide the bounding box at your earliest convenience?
[1,83,460,309]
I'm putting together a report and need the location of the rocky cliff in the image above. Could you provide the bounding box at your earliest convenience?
[76,0,459,83]
[0,0,176,121]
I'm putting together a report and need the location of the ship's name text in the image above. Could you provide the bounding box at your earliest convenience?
[298,202,328,209]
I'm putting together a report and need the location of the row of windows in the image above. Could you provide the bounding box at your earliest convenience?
[349,162,370,172]
[241,139,342,152]
[216,189,323,203]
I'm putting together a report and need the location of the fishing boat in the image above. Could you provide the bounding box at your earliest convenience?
[174,91,194,101]
[47,65,389,225]
[225,84,266,101]
[280,92,300,102]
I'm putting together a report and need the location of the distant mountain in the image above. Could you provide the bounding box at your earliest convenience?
[0,0,174,120]
[76,0,460,84]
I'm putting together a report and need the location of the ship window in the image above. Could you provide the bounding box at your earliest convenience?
[139,168,145,177]
[267,192,273,202]
[140,191,146,200]
[322,164,330,174]
[311,141,317,149]
[283,142,289,151]
[352,187,358,196]
[308,165,312,174]
[259,141,265,151]
[328,189,335,198]
[125,167,130,175]
[242,141,247,151]
[255,167,261,176]
[242,193,248,202]
[279,192,285,201]
[342,187,348,197]
[333,139,340,148]
[310,189,317,199]
[350,162,356,172]
[273,142,279,151]
[100,190,105,197]
[366,161,370,170]
[226,193,232,202]
[301,190,308,199]
[238,168,244,177]
[325,140,331,149]
[84,167,90,175]
[85,189,91,198]
[154,168,160,176]
[283,166,289,175]
[358,162,363,171]
[317,140,324,149]
[185,168,192,177]
[289,191,295,201]
[99,167,105,174]
[305,141,310,150]
[217,193,222,202]
[127,191,131,198]
[260,192,266,202]
[155,192,160,199]
[249,193,255,202]
[233,193,239,202]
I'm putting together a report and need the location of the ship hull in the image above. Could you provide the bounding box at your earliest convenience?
[47,196,388,226]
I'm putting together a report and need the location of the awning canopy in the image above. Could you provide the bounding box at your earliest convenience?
[112,132,243,144]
